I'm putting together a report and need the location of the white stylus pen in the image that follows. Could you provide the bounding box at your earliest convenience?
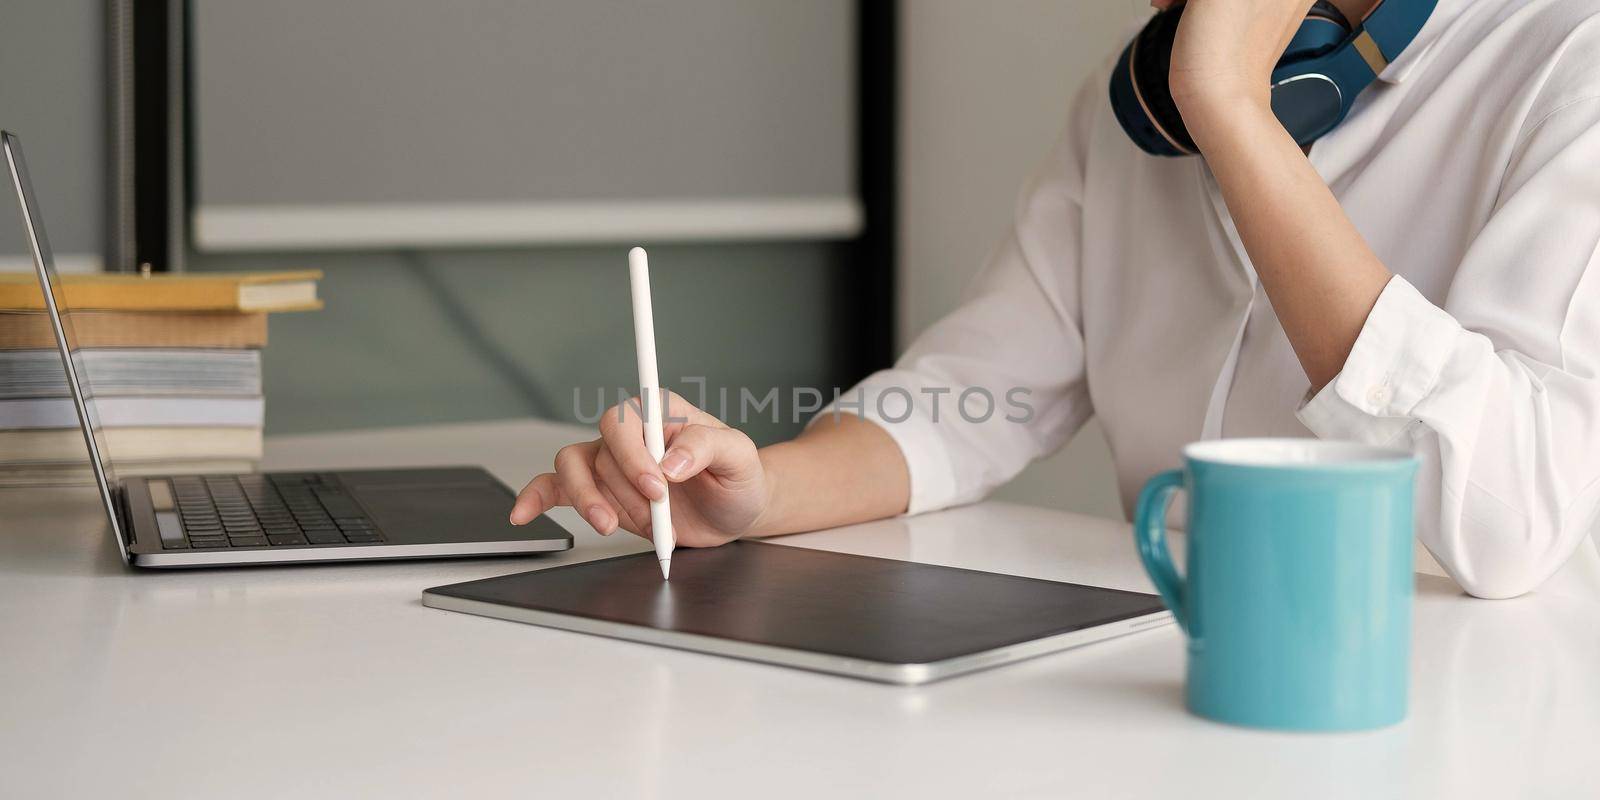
[628,247,675,579]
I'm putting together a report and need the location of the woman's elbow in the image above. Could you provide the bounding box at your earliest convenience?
[1449,563,1542,599]
[1436,512,1568,599]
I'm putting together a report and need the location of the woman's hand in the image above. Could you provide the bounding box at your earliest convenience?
[1152,0,1317,140]
[509,391,773,547]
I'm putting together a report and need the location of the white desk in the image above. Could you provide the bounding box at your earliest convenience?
[2,418,1595,799]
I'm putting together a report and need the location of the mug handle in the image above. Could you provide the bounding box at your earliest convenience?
[1134,469,1189,636]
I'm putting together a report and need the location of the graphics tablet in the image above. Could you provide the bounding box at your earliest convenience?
[422,541,1171,684]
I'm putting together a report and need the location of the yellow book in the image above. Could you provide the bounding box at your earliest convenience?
[0,270,323,312]
[0,460,260,487]
[0,310,269,349]
[0,426,264,463]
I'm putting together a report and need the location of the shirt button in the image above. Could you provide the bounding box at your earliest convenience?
[1367,385,1392,407]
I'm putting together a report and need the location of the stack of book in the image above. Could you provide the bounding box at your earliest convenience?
[0,271,320,486]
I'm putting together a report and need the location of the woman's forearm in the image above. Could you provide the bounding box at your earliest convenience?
[1187,98,1393,391]
[749,413,910,537]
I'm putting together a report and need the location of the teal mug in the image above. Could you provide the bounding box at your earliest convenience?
[1135,438,1419,731]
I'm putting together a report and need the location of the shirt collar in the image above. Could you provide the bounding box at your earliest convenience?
[1374,0,1463,83]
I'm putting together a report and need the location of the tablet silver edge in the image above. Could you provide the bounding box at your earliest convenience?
[420,590,1174,685]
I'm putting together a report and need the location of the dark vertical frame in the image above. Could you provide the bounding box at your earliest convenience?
[128,0,169,270]
[107,0,136,272]
[837,0,899,386]
[121,0,186,272]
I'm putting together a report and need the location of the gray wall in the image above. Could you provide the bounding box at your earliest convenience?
[192,243,846,443]
[0,0,104,265]
[192,0,855,207]
[900,0,1149,520]
[2,1,847,445]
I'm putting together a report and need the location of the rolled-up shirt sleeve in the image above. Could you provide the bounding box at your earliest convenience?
[816,73,1104,515]
[1299,97,1600,599]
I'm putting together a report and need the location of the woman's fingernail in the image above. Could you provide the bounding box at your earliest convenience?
[661,450,689,479]
[508,511,526,525]
[641,474,668,501]
[586,504,612,533]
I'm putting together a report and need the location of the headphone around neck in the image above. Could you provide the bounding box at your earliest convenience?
[1109,0,1438,157]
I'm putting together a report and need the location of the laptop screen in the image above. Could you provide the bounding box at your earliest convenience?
[3,131,129,560]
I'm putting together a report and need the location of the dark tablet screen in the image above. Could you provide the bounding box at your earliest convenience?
[425,541,1165,665]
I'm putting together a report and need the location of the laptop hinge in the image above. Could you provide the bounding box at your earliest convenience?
[112,483,135,547]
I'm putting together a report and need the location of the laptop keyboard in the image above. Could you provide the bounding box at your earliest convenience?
[161,473,384,549]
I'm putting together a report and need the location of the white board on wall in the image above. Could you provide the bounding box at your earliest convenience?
[190,0,860,251]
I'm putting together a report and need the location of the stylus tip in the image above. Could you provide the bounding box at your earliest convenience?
[659,558,671,580]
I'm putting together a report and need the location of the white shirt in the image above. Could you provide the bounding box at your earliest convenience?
[832,0,1600,599]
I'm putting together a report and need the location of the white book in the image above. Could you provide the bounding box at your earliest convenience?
[0,348,262,399]
[0,426,264,464]
[0,396,264,429]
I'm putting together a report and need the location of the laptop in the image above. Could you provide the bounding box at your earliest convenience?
[3,130,573,567]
